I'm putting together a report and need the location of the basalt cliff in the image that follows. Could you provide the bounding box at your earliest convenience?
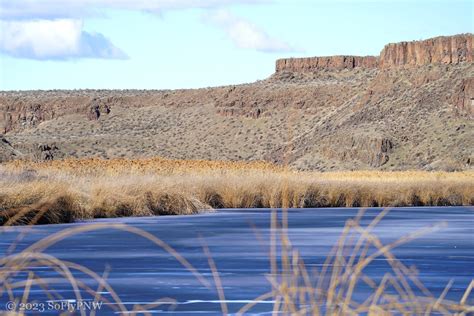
[1,34,473,170]
[276,34,472,72]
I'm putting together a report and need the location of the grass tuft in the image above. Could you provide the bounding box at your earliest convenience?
[1,158,473,225]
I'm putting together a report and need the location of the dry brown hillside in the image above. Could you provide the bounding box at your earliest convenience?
[1,34,473,171]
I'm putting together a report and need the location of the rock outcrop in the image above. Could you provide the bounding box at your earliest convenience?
[379,34,473,68]
[87,98,111,120]
[0,135,23,162]
[276,56,378,72]
[0,103,56,133]
[36,144,61,161]
[276,34,473,72]
[0,95,87,133]
[453,77,474,118]
[321,134,394,168]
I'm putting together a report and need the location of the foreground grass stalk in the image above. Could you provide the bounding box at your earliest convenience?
[200,238,228,316]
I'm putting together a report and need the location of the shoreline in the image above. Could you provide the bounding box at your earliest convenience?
[2,206,473,229]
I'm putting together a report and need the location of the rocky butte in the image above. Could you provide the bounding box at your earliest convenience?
[275,56,379,72]
[0,34,473,171]
[379,34,473,68]
[276,34,473,72]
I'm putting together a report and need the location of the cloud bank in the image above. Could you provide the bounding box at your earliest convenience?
[0,0,267,20]
[0,0,296,60]
[205,9,297,53]
[0,19,127,60]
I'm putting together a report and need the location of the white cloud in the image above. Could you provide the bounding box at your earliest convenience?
[0,0,280,60]
[205,9,297,53]
[0,0,267,19]
[0,19,127,60]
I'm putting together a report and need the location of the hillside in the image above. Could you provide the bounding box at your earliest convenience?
[1,34,473,171]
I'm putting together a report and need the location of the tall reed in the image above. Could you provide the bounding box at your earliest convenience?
[1,158,473,225]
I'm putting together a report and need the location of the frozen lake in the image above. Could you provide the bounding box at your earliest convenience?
[1,207,473,314]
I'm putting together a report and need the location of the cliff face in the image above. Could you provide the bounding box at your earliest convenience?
[276,56,378,72]
[0,96,88,133]
[321,133,394,168]
[0,94,158,133]
[276,34,473,72]
[0,135,23,162]
[379,34,473,68]
[454,77,474,118]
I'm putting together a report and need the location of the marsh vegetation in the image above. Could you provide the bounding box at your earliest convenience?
[1,158,472,225]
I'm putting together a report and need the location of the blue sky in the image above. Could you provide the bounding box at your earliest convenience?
[0,0,472,90]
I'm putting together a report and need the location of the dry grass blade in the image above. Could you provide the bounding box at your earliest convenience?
[130,298,178,315]
[200,237,228,316]
[460,280,474,306]
[90,265,110,316]
[2,252,105,314]
[18,272,34,316]
[236,291,275,315]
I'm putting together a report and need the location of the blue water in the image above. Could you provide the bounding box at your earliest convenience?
[0,207,473,315]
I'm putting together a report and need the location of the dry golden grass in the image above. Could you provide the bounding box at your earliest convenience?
[1,158,473,225]
[3,157,283,175]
